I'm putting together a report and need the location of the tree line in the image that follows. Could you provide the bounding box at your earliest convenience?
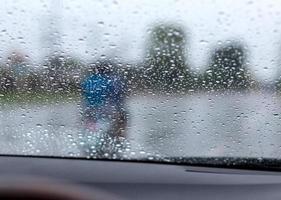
[0,23,278,95]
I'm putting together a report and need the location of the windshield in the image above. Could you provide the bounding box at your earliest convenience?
[0,0,280,166]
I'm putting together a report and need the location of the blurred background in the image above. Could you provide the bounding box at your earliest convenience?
[1,0,281,159]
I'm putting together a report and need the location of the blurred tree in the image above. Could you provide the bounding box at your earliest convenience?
[22,71,43,92]
[0,68,16,93]
[122,64,145,94]
[203,43,253,91]
[43,55,83,93]
[143,24,195,93]
[275,78,281,91]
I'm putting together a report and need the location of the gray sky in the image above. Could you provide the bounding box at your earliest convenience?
[0,0,281,81]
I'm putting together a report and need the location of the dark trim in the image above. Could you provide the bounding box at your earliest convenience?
[0,154,280,172]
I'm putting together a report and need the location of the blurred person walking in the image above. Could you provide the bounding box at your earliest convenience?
[80,60,128,157]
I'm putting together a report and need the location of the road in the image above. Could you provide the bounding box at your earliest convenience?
[1,92,281,159]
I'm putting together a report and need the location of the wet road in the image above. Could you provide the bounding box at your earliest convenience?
[1,92,281,159]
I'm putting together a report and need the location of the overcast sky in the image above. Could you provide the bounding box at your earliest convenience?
[0,0,281,81]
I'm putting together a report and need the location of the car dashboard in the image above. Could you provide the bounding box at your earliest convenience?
[0,156,280,199]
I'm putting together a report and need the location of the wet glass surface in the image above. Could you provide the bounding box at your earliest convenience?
[0,0,281,163]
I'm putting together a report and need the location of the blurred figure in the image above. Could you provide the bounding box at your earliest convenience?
[81,60,127,138]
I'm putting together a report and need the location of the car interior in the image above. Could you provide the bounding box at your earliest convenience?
[1,156,281,200]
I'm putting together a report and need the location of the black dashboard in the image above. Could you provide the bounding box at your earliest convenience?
[0,156,280,199]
